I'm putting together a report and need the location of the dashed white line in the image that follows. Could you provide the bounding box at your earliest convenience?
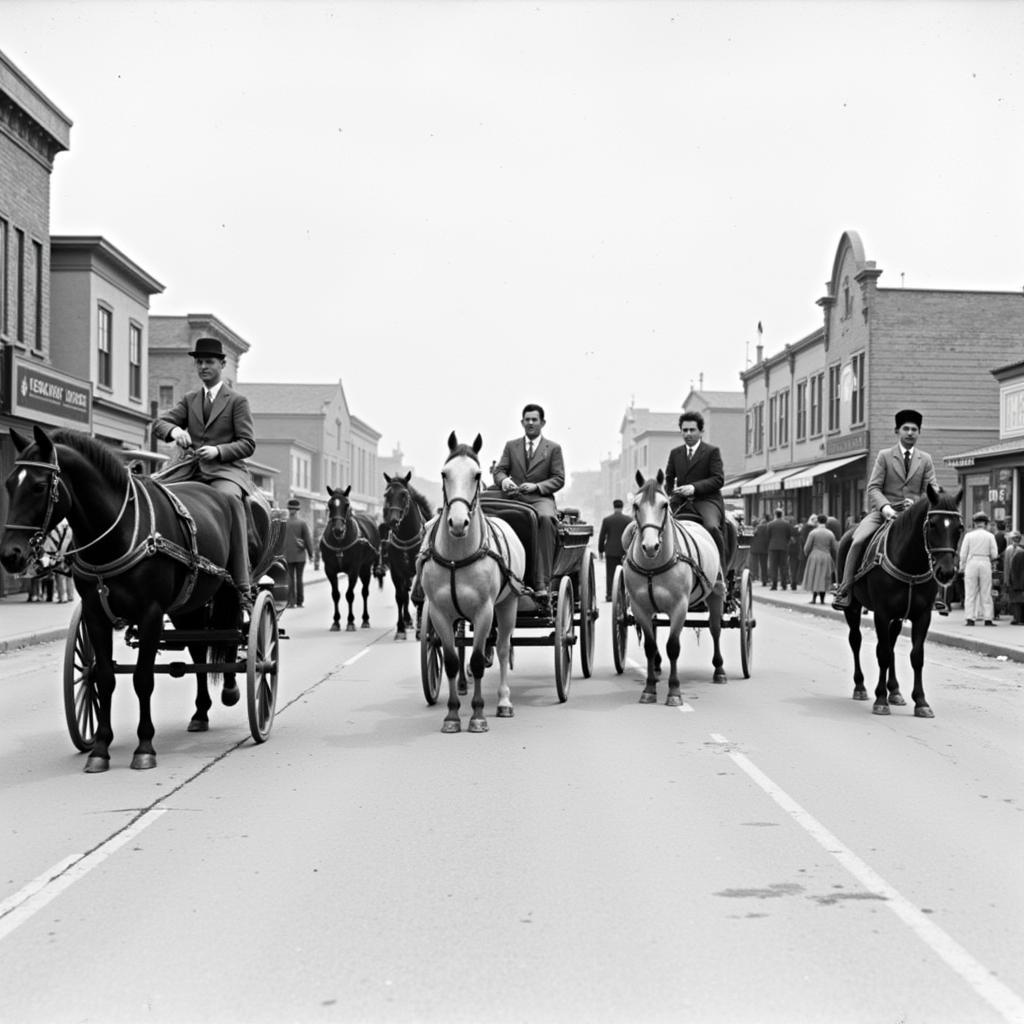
[709,733,1024,1024]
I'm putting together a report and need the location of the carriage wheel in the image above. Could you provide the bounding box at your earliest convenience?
[554,575,575,702]
[611,564,629,675]
[246,590,280,743]
[578,551,597,679]
[420,607,442,706]
[738,567,754,679]
[63,602,98,753]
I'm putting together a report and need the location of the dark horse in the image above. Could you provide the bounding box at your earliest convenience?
[381,472,431,640]
[837,486,963,718]
[0,426,249,772]
[320,485,380,631]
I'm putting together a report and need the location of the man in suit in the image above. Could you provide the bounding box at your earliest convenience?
[493,403,565,611]
[153,336,258,604]
[833,408,938,608]
[598,499,631,602]
[766,507,793,590]
[664,410,725,564]
[284,499,315,608]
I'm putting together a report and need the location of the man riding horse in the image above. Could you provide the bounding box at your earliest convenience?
[833,408,938,609]
[152,336,260,610]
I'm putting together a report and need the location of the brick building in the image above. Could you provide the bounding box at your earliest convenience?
[739,231,1024,527]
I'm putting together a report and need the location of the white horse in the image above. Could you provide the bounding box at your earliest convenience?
[419,432,526,733]
[622,469,727,704]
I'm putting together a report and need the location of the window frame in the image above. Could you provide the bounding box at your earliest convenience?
[97,303,113,389]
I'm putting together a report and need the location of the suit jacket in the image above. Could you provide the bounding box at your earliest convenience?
[284,516,315,564]
[154,385,258,494]
[598,511,631,559]
[493,436,565,499]
[664,442,725,519]
[766,517,793,552]
[865,443,938,512]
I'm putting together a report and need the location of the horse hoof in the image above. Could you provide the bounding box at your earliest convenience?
[187,719,209,733]
[346,623,356,632]
[441,720,461,734]
[713,673,728,685]
[361,622,370,629]
[665,694,683,707]
[131,753,157,770]
[914,706,935,719]
[395,631,406,641]
[221,685,240,707]
[496,706,514,718]
[84,755,110,774]
[889,693,907,706]
[468,718,489,733]
[872,705,891,716]
[639,692,657,704]
[852,690,869,701]
[330,623,340,632]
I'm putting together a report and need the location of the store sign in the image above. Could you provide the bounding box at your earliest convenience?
[5,351,92,428]
[827,429,869,457]
[1001,381,1024,438]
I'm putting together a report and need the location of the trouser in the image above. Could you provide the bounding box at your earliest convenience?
[669,497,724,567]
[287,562,306,606]
[768,550,789,588]
[963,558,994,621]
[604,555,622,600]
[209,479,251,596]
[756,553,769,583]
[838,510,884,593]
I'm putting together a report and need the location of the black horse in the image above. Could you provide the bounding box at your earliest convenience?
[381,472,431,640]
[320,485,380,632]
[0,426,250,772]
[837,486,963,717]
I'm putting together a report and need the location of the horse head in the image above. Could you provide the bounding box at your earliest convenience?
[442,431,483,539]
[632,469,670,558]
[923,484,964,586]
[325,485,353,544]
[382,471,413,531]
[1,425,71,574]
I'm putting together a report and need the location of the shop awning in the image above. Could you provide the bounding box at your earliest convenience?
[757,465,812,493]
[740,470,776,496]
[783,454,865,490]
[722,471,762,498]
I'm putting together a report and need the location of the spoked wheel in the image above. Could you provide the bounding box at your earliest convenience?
[553,574,575,702]
[420,607,442,706]
[611,564,629,675]
[577,551,597,679]
[63,602,98,752]
[738,567,754,679]
[246,590,280,743]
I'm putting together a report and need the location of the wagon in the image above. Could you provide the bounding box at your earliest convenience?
[609,525,755,679]
[420,497,598,705]
[62,510,291,751]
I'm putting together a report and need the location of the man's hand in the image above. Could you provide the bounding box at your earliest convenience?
[196,445,219,462]
[674,484,696,498]
[501,479,519,494]
[882,504,898,521]
[171,426,193,449]
[518,482,539,495]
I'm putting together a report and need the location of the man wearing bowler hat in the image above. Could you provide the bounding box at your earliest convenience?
[283,499,315,608]
[153,336,258,606]
[833,408,938,608]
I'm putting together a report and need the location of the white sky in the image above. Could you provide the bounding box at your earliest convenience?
[4,1,1023,483]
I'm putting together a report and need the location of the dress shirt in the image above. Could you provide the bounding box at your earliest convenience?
[959,528,998,562]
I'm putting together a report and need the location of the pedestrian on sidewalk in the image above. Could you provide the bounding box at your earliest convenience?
[597,499,630,602]
[802,514,837,604]
[959,511,999,626]
[284,499,315,608]
[1006,538,1024,625]
[750,514,770,585]
[766,508,792,591]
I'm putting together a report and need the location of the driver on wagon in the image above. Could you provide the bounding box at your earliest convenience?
[664,411,726,565]
[833,408,938,609]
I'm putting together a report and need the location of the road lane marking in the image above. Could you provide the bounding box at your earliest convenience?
[709,733,1024,1024]
[626,658,695,711]
[0,808,167,943]
[342,648,372,667]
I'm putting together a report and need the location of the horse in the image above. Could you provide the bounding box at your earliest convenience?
[419,432,526,733]
[622,470,727,705]
[380,472,431,640]
[837,486,963,717]
[0,426,249,772]
[320,485,380,632]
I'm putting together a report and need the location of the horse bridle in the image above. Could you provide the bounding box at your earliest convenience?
[922,508,963,575]
[383,486,425,552]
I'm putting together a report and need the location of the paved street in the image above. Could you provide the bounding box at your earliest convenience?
[1,571,1021,1023]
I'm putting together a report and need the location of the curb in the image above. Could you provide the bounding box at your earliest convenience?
[755,592,1024,663]
[0,626,69,656]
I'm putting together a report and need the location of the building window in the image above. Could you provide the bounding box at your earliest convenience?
[850,351,866,426]
[128,323,142,399]
[753,402,764,454]
[0,218,8,335]
[778,389,790,447]
[15,228,25,342]
[158,384,174,409]
[768,395,777,449]
[32,240,43,350]
[843,276,852,319]
[795,380,807,441]
[810,373,824,436]
[97,305,113,388]
[827,364,842,432]
[745,411,752,455]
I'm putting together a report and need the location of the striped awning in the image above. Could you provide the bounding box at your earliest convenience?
[783,454,865,490]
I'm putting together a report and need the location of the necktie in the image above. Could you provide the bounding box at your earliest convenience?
[687,447,695,460]
[903,449,912,476]
[204,390,213,421]
[526,440,534,463]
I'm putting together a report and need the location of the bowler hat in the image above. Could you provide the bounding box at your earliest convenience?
[613,499,623,508]
[894,408,923,429]
[972,511,989,523]
[287,499,301,511]
[188,337,226,359]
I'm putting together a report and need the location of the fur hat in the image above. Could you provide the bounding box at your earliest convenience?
[894,408,923,429]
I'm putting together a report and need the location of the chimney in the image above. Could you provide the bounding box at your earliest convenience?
[698,372,704,391]
[755,344,763,364]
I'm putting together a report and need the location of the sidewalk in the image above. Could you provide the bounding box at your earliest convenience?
[752,579,1024,663]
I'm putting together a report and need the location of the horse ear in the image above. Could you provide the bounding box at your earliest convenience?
[656,469,665,485]
[473,434,483,454]
[403,471,412,484]
[927,482,940,505]
[447,431,458,451]
[10,428,31,453]
[33,424,54,460]
[383,473,392,484]
[953,487,964,506]
[635,469,645,487]
[343,485,351,497]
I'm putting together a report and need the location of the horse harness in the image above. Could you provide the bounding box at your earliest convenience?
[626,509,715,615]
[8,451,235,628]
[320,510,380,557]
[382,494,425,555]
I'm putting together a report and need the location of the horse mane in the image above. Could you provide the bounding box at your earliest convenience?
[408,484,433,521]
[51,429,129,489]
[636,476,666,503]
[444,444,480,465]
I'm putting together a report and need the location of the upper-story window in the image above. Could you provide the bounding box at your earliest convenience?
[129,322,142,400]
[809,373,824,436]
[795,380,807,442]
[97,304,113,388]
[768,395,777,449]
[827,364,842,432]
[32,240,43,350]
[850,352,866,426]
[158,384,174,410]
[0,218,8,336]
[745,410,753,455]
[752,401,764,454]
[15,228,25,343]
[843,276,852,319]
[778,389,789,447]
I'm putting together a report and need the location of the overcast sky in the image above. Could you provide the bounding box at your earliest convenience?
[4,1,1023,483]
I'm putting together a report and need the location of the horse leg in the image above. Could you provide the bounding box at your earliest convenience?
[708,587,727,684]
[435,617,463,734]
[83,603,116,773]
[493,599,516,719]
[885,617,906,706]
[345,570,357,631]
[328,569,342,632]
[130,608,164,770]
[359,565,372,628]
[466,611,492,733]
[187,640,212,732]
[394,574,408,640]
[872,610,897,715]
[909,610,935,718]
[455,620,468,695]
[844,604,867,700]
[639,622,659,704]
[664,626,683,706]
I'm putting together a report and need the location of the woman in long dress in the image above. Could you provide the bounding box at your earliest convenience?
[803,514,838,604]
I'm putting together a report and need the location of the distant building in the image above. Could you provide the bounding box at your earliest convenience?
[378,443,440,510]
